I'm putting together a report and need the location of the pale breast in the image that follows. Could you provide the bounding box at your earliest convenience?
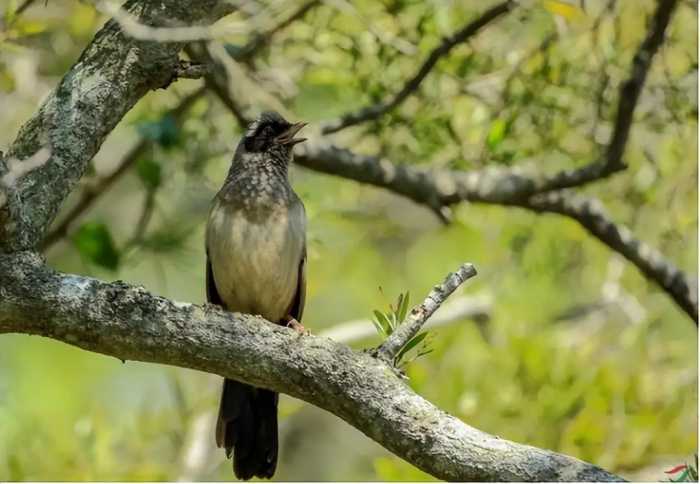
[206,198,306,323]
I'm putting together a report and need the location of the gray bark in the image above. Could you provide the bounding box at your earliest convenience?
[0,251,623,482]
[0,0,234,252]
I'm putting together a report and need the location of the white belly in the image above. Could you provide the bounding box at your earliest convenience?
[206,200,305,322]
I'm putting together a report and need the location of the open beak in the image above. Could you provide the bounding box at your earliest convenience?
[277,122,307,146]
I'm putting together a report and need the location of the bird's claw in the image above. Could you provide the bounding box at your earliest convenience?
[285,317,309,335]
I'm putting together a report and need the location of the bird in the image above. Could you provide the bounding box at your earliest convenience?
[205,111,308,480]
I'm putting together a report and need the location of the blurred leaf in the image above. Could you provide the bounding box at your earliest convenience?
[486,118,507,150]
[71,222,120,270]
[138,224,193,255]
[542,0,584,20]
[136,158,161,190]
[397,291,410,323]
[3,0,18,25]
[395,331,428,365]
[136,115,179,148]
[372,310,392,336]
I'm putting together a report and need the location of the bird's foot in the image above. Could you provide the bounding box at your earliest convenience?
[284,316,309,335]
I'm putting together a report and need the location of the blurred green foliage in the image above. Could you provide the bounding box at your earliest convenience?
[0,0,697,481]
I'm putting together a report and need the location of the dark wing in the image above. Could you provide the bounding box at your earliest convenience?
[206,252,225,307]
[286,249,306,322]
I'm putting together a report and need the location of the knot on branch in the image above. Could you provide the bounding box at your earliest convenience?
[160,60,210,90]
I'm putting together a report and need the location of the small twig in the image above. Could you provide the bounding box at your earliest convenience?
[321,294,491,344]
[320,1,515,134]
[234,0,321,62]
[375,263,477,363]
[14,0,38,17]
[189,0,323,127]
[160,60,210,89]
[123,187,157,251]
[174,60,210,80]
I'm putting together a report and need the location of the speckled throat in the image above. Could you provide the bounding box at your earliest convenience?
[217,149,297,219]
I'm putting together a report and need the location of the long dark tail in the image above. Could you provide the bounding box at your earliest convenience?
[215,378,279,480]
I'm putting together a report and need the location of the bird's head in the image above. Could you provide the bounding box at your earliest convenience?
[241,111,307,156]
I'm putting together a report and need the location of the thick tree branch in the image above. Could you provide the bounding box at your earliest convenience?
[320,1,515,134]
[294,143,697,323]
[0,251,623,482]
[376,263,477,362]
[0,0,235,252]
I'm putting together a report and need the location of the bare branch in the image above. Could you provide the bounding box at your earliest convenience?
[320,1,515,134]
[535,0,680,192]
[294,143,697,323]
[376,264,478,362]
[0,251,624,482]
[520,192,698,324]
[173,60,210,80]
[233,0,321,62]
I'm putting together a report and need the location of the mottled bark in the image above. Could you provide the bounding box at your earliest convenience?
[0,0,234,252]
[0,252,623,482]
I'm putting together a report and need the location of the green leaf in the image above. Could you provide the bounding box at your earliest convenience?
[72,222,120,270]
[373,310,392,336]
[397,291,410,323]
[371,318,385,336]
[486,118,507,150]
[4,0,17,25]
[672,469,690,482]
[395,331,428,364]
[136,158,162,190]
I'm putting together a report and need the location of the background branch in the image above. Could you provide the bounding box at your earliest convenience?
[320,1,515,134]
[520,192,698,324]
[534,0,680,193]
[295,143,697,322]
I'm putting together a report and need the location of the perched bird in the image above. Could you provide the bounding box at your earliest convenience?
[205,111,308,480]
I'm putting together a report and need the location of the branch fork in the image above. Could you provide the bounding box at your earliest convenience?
[375,263,478,364]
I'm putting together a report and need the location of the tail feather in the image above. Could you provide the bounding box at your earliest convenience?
[216,378,279,480]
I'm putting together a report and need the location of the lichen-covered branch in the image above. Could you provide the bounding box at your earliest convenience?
[376,263,477,362]
[0,0,235,252]
[320,1,515,134]
[0,251,623,482]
